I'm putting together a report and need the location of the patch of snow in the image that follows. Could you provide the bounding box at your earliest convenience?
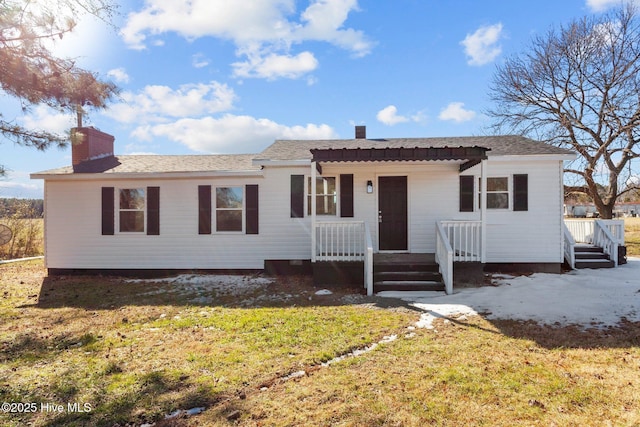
[383,258,640,329]
[321,334,397,367]
[315,289,333,295]
[127,274,273,298]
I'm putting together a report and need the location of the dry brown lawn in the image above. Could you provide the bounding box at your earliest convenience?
[1,260,639,426]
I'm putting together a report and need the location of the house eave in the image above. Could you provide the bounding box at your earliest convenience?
[252,159,311,167]
[30,170,264,181]
[487,154,577,162]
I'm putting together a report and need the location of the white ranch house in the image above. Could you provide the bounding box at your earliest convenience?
[32,126,625,295]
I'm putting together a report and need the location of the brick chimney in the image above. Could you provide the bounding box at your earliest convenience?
[355,125,366,139]
[71,127,115,166]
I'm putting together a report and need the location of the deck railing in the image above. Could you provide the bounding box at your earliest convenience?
[315,221,365,261]
[364,222,374,296]
[593,220,619,266]
[435,222,454,295]
[563,223,576,269]
[564,219,625,244]
[439,220,482,262]
[563,219,624,267]
[314,220,374,296]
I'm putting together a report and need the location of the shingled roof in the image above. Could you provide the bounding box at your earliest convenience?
[33,135,574,176]
[34,154,261,175]
[257,135,574,161]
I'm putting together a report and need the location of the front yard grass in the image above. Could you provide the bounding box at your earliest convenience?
[0,261,415,426]
[1,254,639,426]
[625,217,640,257]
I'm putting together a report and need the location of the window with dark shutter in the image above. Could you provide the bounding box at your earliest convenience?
[246,184,259,234]
[291,175,304,218]
[459,176,474,212]
[340,174,354,218]
[102,187,115,235]
[147,187,160,235]
[513,174,528,211]
[198,185,212,234]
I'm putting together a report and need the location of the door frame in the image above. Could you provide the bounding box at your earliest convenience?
[376,174,410,252]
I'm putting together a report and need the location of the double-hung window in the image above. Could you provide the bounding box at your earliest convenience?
[307,177,336,215]
[216,187,243,232]
[119,188,145,232]
[479,177,509,209]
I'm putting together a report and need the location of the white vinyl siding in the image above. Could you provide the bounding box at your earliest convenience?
[41,158,564,269]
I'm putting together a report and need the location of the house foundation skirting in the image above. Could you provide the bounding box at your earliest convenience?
[483,263,562,274]
[47,268,263,278]
[312,261,364,288]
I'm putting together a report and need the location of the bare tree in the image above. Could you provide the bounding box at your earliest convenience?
[0,0,119,175]
[488,4,640,218]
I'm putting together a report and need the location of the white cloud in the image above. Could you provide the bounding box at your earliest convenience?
[145,114,337,153]
[438,102,477,123]
[586,0,636,12]
[120,0,372,80]
[105,81,237,124]
[0,173,43,198]
[461,23,503,66]
[376,105,409,126]
[107,68,130,84]
[21,106,75,135]
[192,53,210,69]
[232,50,319,79]
[376,105,427,126]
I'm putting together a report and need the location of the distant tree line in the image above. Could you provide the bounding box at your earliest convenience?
[0,198,44,218]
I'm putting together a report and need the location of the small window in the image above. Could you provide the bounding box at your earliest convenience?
[479,177,509,209]
[216,187,243,232]
[119,188,145,232]
[307,177,336,215]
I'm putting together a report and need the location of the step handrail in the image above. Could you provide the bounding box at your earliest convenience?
[594,220,619,266]
[562,222,576,269]
[436,221,454,295]
[364,222,374,296]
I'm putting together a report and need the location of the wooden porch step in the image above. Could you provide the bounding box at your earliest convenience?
[374,270,442,281]
[575,258,615,269]
[574,244,604,253]
[374,280,445,292]
[373,253,445,293]
[573,244,614,268]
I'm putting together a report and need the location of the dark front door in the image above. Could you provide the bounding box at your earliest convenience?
[378,176,408,251]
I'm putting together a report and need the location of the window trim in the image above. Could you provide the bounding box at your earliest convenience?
[477,176,510,210]
[117,188,146,233]
[214,186,245,233]
[307,175,338,216]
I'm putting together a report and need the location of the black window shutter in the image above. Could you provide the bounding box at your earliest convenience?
[246,184,259,234]
[459,176,474,212]
[513,174,529,211]
[290,175,304,218]
[340,174,354,217]
[147,186,160,235]
[198,185,212,234]
[101,187,114,235]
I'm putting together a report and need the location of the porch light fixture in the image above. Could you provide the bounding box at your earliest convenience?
[366,180,373,194]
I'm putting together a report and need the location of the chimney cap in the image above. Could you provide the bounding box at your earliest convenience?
[355,125,366,139]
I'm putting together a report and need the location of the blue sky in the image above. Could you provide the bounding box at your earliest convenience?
[0,0,628,198]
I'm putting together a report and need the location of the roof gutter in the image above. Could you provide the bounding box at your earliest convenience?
[30,170,264,181]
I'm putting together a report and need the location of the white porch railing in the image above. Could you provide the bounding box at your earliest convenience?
[563,219,624,267]
[564,219,625,245]
[563,223,576,269]
[593,220,619,266]
[315,221,365,261]
[435,222,453,295]
[364,222,374,296]
[314,221,374,296]
[439,220,482,262]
